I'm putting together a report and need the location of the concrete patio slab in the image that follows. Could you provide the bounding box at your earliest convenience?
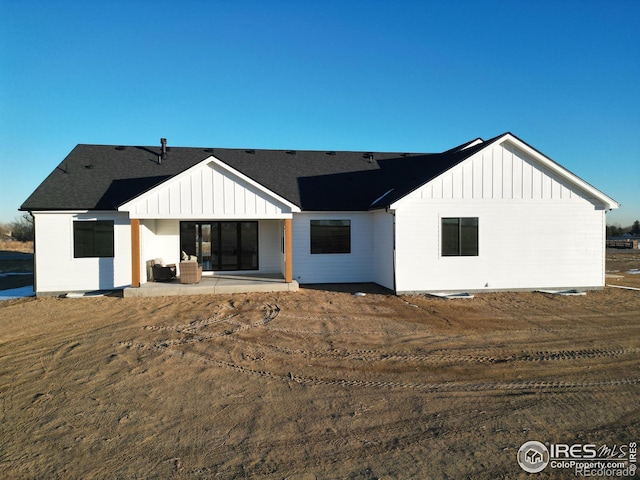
[123,274,298,298]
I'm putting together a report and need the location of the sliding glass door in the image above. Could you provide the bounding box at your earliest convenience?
[180,221,258,271]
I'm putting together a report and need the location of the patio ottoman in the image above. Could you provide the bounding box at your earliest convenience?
[180,261,202,284]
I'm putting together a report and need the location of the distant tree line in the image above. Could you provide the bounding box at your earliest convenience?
[607,219,640,238]
[0,214,34,242]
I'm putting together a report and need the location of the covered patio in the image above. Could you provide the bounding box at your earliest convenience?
[123,273,298,298]
[118,156,301,297]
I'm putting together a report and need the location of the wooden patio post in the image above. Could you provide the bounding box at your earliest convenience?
[284,218,293,283]
[130,218,141,288]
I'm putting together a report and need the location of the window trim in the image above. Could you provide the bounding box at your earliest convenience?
[73,220,115,258]
[310,219,351,254]
[441,217,478,257]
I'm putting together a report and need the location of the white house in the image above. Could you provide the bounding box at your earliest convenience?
[21,133,619,296]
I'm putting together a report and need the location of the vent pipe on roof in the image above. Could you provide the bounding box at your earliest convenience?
[159,138,167,164]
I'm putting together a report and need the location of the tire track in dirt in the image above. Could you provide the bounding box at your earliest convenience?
[142,311,238,333]
[125,303,280,348]
[262,313,640,339]
[116,293,640,474]
[29,340,83,412]
[119,301,640,394]
[120,339,640,394]
[223,338,640,365]
[39,340,81,374]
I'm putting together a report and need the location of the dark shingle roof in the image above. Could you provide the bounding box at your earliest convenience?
[20,135,505,212]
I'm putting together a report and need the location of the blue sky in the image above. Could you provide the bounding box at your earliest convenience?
[1,0,638,226]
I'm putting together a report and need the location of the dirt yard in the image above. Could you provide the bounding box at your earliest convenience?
[1,253,639,479]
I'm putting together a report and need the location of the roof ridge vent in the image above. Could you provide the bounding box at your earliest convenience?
[461,138,483,150]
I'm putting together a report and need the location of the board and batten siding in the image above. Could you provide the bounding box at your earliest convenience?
[121,160,294,219]
[393,142,609,293]
[411,141,597,203]
[292,212,374,284]
[33,211,132,294]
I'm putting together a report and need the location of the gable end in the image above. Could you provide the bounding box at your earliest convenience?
[390,133,619,210]
[118,156,300,219]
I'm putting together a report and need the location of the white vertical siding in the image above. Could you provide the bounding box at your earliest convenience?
[414,143,582,203]
[33,211,131,294]
[122,161,294,219]
[292,212,373,284]
[393,142,608,292]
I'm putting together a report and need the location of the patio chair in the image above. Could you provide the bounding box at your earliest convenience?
[149,258,177,282]
[180,260,202,284]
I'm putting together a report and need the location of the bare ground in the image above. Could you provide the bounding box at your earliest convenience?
[0,254,639,479]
